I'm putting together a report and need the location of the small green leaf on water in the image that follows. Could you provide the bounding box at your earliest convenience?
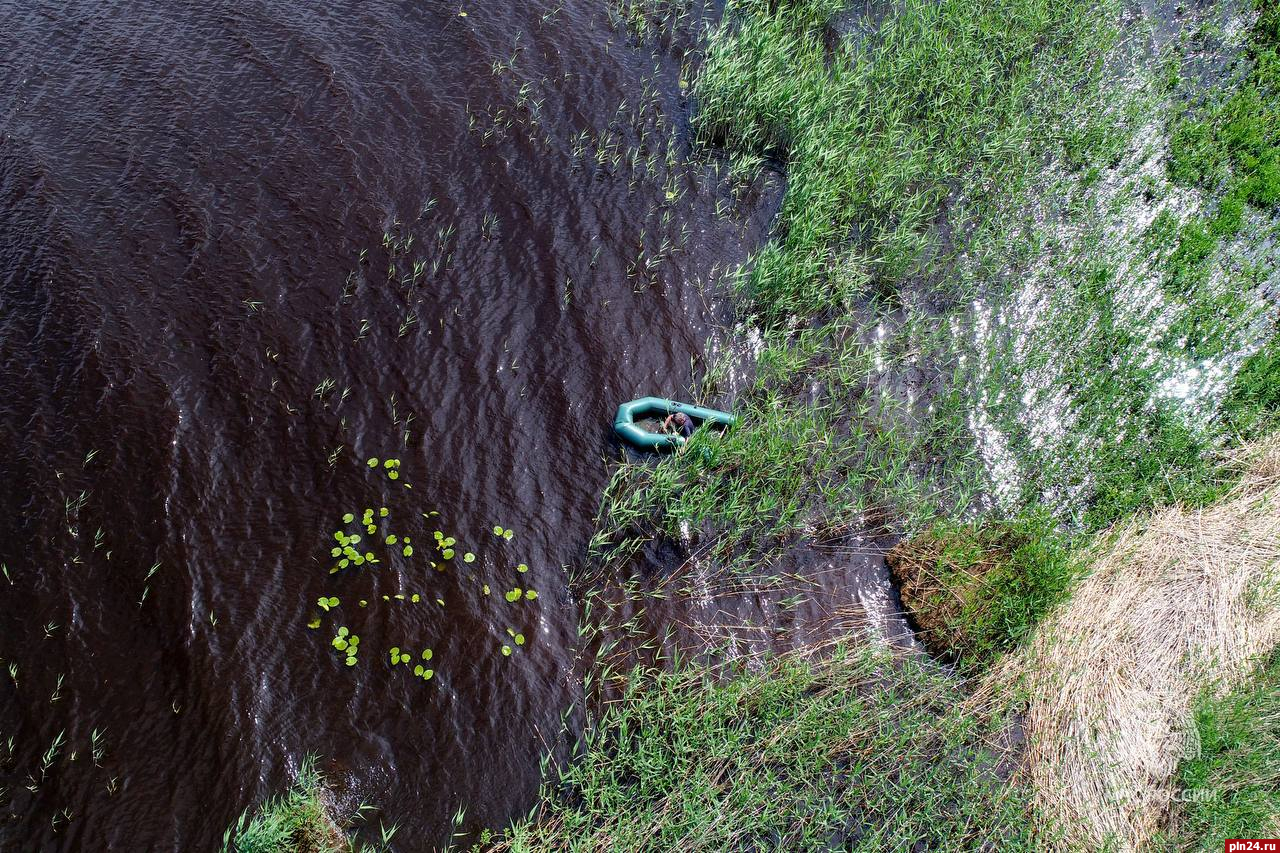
[493,526,504,536]
[436,598,445,606]
[403,536,411,543]
[330,547,341,557]
[335,638,348,651]
[403,545,413,557]
[367,457,379,468]
[501,645,512,656]
[353,555,365,566]
[515,634,525,645]
[411,593,421,603]
[503,530,513,540]
[414,664,424,676]
[482,584,490,595]
[388,470,399,480]
[386,535,397,545]
[391,646,401,656]
[442,548,454,559]
[343,513,354,524]
[365,552,375,561]
[339,559,349,569]
[505,589,520,602]
[360,600,367,607]
[307,618,321,629]
[421,669,433,681]
[395,594,405,600]
[328,597,339,607]
[346,657,357,666]
[517,563,528,573]
[380,507,389,517]
[337,626,349,637]
[463,552,475,563]
[350,534,362,544]
[367,525,376,535]
[423,649,433,660]
[525,590,538,600]
[506,628,515,636]
[384,459,394,469]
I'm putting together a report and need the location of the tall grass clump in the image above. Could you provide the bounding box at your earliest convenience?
[221,756,380,853]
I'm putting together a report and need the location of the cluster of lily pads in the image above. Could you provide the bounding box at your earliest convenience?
[367,456,403,481]
[389,646,434,680]
[309,453,548,681]
[331,626,360,666]
[501,626,527,658]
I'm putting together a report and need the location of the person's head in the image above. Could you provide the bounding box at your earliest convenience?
[673,412,688,425]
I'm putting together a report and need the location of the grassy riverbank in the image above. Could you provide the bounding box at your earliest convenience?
[517,0,1280,849]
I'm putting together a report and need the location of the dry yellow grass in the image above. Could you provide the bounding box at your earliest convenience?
[988,434,1280,850]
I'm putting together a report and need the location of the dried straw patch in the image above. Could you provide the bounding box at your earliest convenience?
[987,434,1280,851]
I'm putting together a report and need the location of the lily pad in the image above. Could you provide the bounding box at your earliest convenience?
[525,590,538,600]
[367,457,379,467]
[442,548,454,560]
[493,526,504,536]
[422,649,433,660]
[463,552,475,563]
[388,470,399,480]
[414,664,424,676]
[342,513,354,524]
[515,633,525,645]
[307,618,321,629]
[517,563,528,573]
[504,589,521,602]
[501,645,512,657]
[403,545,413,557]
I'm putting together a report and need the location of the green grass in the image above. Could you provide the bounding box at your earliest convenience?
[1167,649,1280,849]
[221,756,394,853]
[505,646,1042,852]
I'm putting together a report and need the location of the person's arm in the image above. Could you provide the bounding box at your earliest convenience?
[661,414,675,432]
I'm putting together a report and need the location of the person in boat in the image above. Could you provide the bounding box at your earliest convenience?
[661,411,696,439]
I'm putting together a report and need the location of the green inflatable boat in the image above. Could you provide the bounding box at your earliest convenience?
[613,397,736,450]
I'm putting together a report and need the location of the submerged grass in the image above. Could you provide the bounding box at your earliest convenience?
[504,645,1039,852]
[588,0,1125,577]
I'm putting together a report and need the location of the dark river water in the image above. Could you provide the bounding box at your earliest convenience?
[0,0,796,847]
